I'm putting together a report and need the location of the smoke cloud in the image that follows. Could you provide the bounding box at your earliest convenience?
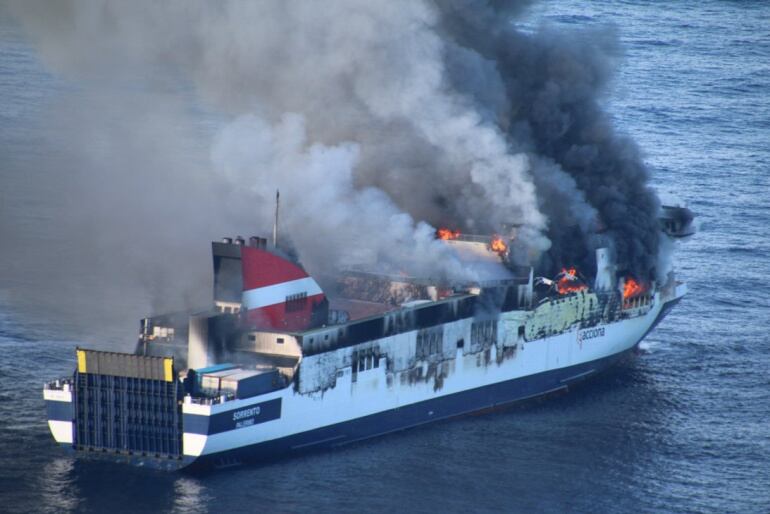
[2,0,663,336]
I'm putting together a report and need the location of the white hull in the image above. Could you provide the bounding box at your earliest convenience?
[179,284,685,466]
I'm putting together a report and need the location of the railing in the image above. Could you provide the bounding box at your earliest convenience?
[44,378,73,391]
[184,392,235,406]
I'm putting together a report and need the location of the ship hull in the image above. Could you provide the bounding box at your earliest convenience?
[183,294,682,471]
[184,345,632,471]
[40,343,637,471]
[44,289,683,472]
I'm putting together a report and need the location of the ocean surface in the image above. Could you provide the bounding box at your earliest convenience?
[1,1,769,513]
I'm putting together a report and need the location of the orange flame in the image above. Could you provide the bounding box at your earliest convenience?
[490,236,507,254]
[623,277,646,299]
[437,228,461,240]
[556,267,588,295]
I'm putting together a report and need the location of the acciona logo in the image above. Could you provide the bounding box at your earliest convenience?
[577,326,605,343]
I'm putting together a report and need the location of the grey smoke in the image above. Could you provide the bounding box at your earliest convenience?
[2,0,663,338]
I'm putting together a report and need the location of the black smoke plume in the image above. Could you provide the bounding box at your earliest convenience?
[436,1,660,277]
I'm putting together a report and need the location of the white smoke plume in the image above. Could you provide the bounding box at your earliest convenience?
[210,113,472,281]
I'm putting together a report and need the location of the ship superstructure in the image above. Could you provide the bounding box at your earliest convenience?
[44,210,690,471]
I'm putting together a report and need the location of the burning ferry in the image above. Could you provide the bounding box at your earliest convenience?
[43,210,690,471]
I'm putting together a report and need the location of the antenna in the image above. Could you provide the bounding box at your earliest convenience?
[272,189,280,247]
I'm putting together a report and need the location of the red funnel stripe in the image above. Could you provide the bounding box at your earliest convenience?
[240,246,325,331]
[241,246,308,290]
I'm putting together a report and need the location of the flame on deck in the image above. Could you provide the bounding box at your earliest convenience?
[436,228,461,240]
[489,236,507,254]
[556,267,588,295]
[623,277,646,299]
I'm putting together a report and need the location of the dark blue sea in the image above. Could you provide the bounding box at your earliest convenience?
[1,1,769,512]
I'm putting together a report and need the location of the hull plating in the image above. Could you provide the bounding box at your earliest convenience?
[178,294,681,471]
[45,290,683,471]
[187,346,633,471]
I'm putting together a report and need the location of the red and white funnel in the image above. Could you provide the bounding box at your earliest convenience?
[240,246,326,331]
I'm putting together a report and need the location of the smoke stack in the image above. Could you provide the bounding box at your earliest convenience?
[594,248,615,291]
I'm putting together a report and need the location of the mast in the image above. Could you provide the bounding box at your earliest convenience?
[272,189,280,247]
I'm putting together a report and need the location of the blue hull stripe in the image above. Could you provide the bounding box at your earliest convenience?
[46,400,73,422]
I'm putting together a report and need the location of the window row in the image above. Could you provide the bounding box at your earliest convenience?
[352,347,380,373]
[471,320,497,348]
[416,329,443,359]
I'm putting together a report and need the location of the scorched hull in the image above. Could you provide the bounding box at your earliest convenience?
[179,294,682,472]
[185,348,631,471]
